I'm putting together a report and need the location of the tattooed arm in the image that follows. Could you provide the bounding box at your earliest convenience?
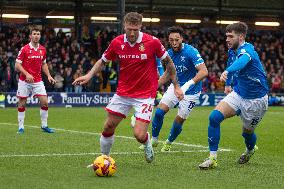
[159,55,184,100]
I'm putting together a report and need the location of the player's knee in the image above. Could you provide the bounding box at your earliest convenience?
[242,132,256,140]
[104,119,117,130]
[18,99,26,107]
[242,127,254,134]
[175,116,185,124]
[154,108,166,119]
[209,110,224,128]
[40,101,48,107]
[134,132,146,143]
[18,104,25,109]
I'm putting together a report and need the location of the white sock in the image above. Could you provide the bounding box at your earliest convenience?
[210,151,217,159]
[100,134,114,156]
[143,132,151,145]
[18,108,25,129]
[40,107,48,127]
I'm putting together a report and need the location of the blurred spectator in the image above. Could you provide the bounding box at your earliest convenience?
[109,68,117,92]
[64,68,73,92]
[92,73,102,92]
[73,69,83,93]
[2,65,13,92]
[101,62,111,89]
[271,74,281,92]
[54,71,64,92]
[0,25,283,93]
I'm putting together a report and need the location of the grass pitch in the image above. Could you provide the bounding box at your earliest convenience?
[0,106,283,189]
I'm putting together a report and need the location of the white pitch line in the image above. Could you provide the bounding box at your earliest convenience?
[0,122,232,151]
[0,150,215,158]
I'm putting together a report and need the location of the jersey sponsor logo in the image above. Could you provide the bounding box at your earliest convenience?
[118,54,140,59]
[121,45,125,50]
[175,65,188,73]
[139,43,145,52]
[28,55,44,59]
[248,76,261,83]
[141,54,147,60]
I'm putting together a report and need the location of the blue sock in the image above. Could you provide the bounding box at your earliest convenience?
[208,110,224,151]
[242,132,257,151]
[152,108,166,138]
[168,121,182,142]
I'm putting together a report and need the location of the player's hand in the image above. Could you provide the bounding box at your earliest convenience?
[48,76,56,85]
[220,70,228,82]
[224,86,232,95]
[174,86,184,101]
[72,74,92,86]
[25,73,34,83]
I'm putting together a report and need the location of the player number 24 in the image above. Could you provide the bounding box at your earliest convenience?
[142,104,153,114]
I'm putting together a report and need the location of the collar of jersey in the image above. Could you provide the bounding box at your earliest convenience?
[124,31,143,47]
[229,41,246,53]
[29,42,40,51]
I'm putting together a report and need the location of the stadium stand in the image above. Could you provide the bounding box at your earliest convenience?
[0,25,283,93]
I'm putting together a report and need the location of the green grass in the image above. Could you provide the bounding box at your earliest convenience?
[0,106,283,189]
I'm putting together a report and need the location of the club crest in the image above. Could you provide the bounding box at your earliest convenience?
[139,43,145,52]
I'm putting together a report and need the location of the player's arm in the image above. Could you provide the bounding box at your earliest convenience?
[220,54,251,82]
[42,63,56,84]
[72,59,106,85]
[15,60,34,83]
[224,59,234,94]
[181,63,208,93]
[159,55,178,86]
[160,55,184,100]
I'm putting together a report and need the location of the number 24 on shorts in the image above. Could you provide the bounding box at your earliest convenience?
[142,104,153,114]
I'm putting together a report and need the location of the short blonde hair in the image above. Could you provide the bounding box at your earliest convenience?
[124,12,143,25]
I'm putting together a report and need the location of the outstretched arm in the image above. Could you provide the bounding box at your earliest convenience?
[220,54,250,82]
[72,59,106,85]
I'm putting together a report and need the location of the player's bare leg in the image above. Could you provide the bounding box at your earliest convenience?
[134,120,154,163]
[100,113,123,156]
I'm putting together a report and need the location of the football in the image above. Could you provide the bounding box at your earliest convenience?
[91,155,116,177]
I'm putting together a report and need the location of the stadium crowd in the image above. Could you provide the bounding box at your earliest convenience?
[0,25,283,93]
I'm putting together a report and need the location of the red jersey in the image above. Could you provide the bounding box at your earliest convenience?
[102,32,167,98]
[16,42,46,83]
